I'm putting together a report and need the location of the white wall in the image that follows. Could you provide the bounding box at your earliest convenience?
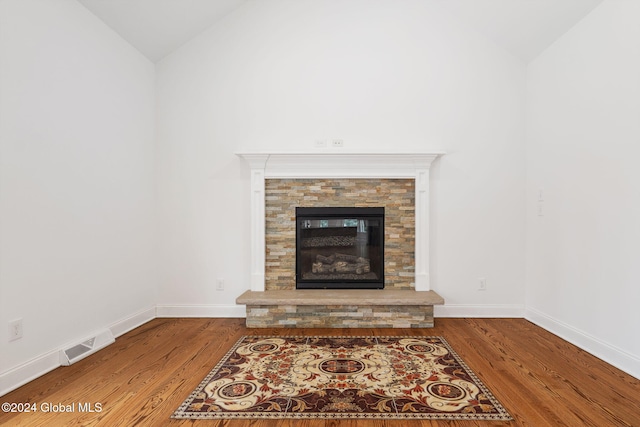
[0,0,157,392]
[2,0,637,396]
[155,0,527,317]
[526,1,640,378]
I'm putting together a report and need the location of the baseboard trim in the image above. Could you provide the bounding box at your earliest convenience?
[0,306,156,397]
[0,350,60,398]
[109,306,156,338]
[525,307,640,380]
[156,304,245,318]
[435,304,525,318]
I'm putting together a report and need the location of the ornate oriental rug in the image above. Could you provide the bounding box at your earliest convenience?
[172,336,512,420]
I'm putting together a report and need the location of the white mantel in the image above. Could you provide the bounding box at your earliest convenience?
[236,151,444,292]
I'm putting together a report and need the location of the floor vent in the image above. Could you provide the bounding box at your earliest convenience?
[59,329,115,366]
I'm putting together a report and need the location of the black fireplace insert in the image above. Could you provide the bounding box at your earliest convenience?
[295,207,384,289]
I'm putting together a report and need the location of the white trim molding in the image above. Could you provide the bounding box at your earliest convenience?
[156,304,246,318]
[0,350,60,398]
[526,307,640,380]
[236,151,445,292]
[109,306,156,338]
[435,304,526,318]
[0,306,156,397]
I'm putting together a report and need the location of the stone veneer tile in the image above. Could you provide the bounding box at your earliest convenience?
[265,179,415,291]
[244,305,434,328]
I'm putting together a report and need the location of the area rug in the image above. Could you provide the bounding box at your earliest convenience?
[172,336,512,420]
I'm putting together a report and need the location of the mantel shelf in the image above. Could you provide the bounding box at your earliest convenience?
[235,150,446,155]
[236,151,445,178]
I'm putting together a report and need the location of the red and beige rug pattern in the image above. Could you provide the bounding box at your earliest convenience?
[172,335,512,420]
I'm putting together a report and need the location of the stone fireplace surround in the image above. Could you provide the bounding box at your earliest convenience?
[236,151,445,327]
[266,179,412,290]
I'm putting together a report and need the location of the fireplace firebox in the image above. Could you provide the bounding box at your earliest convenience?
[296,207,384,289]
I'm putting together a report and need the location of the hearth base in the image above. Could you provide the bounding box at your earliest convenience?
[236,289,444,328]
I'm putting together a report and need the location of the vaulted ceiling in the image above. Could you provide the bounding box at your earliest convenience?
[79,0,602,63]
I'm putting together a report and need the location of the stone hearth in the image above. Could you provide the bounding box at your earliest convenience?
[236,289,444,328]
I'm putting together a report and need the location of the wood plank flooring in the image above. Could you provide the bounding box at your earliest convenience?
[1,318,638,426]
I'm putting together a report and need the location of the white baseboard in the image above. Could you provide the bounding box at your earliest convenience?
[109,306,156,338]
[525,307,640,380]
[156,304,245,318]
[0,306,156,397]
[435,304,525,318]
[0,350,60,398]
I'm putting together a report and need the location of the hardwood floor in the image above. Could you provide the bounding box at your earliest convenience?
[1,318,639,426]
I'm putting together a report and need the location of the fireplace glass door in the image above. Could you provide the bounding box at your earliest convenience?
[296,207,384,289]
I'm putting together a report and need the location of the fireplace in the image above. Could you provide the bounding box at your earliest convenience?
[296,207,384,289]
[236,151,444,292]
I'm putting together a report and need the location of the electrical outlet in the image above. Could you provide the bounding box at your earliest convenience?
[8,319,23,341]
[216,278,225,291]
[331,139,344,147]
[478,278,487,291]
[314,139,327,148]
